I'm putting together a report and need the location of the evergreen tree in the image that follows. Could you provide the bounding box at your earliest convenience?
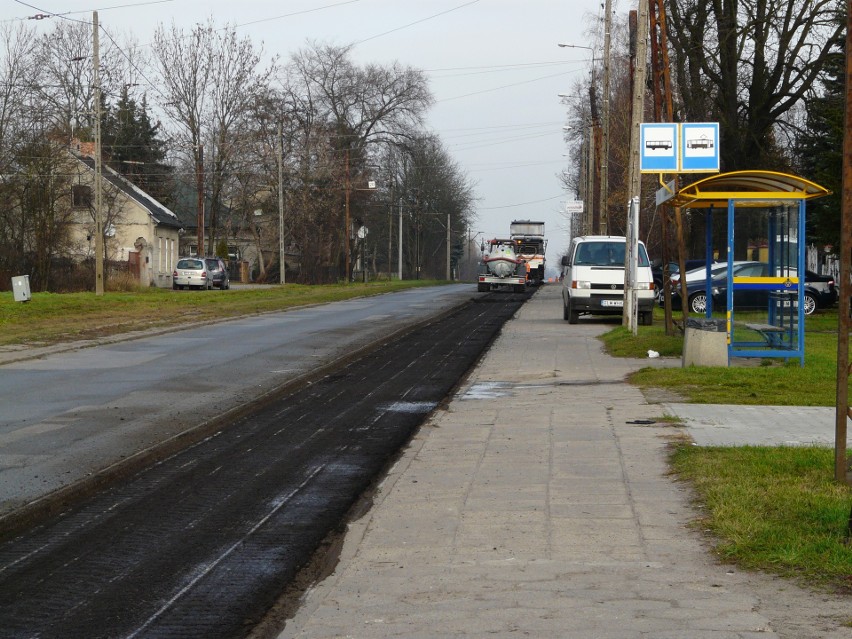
[797,29,845,250]
[102,88,174,206]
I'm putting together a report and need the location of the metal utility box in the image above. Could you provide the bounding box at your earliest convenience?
[12,275,31,302]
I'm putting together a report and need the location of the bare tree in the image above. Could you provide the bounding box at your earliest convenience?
[152,19,276,256]
[666,0,844,170]
[279,42,433,281]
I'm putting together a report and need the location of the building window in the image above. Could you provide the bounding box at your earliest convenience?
[72,184,92,208]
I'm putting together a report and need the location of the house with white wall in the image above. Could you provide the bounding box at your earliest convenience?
[69,143,184,288]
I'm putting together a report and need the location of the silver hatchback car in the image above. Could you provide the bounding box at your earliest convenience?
[173,257,211,290]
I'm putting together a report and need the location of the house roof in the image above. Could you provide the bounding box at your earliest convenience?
[666,170,831,209]
[72,151,184,230]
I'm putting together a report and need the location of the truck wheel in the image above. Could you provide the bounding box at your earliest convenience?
[477,282,489,292]
[641,311,653,326]
[513,284,525,293]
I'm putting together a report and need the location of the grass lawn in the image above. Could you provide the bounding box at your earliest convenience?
[600,307,847,406]
[0,280,446,348]
[603,306,852,594]
[670,444,852,593]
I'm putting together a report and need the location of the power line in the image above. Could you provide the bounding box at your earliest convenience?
[354,0,481,45]
[480,194,563,210]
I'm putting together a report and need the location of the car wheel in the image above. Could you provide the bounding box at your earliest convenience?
[172,282,178,290]
[803,292,817,315]
[688,292,707,314]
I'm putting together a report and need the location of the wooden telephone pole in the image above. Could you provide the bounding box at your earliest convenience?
[835,1,852,485]
[648,0,688,334]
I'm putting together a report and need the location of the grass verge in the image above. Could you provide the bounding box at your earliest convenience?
[670,443,852,593]
[0,280,445,348]
[605,308,852,595]
[600,308,847,406]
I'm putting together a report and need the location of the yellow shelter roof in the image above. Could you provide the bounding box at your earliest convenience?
[667,170,830,209]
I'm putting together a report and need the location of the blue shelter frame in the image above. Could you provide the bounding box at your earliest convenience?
[668,171,830,366]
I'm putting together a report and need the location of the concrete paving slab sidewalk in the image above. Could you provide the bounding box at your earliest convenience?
[279,285,851,639]
[665,403,836,447]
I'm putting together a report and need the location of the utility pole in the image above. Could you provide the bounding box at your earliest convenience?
[446,212,451,280]
[835,0,852,485]
[398,198,403,280]
[600,0,612,235]
[624,0,649,329]
[278,120,286,285]
[344,148,351,282]
[93,12,104,296]
[196,144,204,257]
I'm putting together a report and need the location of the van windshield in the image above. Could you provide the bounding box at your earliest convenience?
[574,242,650,267]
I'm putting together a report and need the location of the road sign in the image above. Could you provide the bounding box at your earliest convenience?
[655,179,677,206]
[680,122,720,172]
[564,200,584,214]
[640,123,678,172]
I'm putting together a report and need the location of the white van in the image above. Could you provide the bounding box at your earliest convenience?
[560,235,655,325]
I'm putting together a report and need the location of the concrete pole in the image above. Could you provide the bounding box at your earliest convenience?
[600,0,612,235]
[446,213,451,280]
[344,148,350,282]
[278,120,286,285]
[93,12,104,296]
[624,0,649,327]
[398,198,403,280]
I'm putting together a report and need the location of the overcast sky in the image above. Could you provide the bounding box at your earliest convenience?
[7,0,615,266]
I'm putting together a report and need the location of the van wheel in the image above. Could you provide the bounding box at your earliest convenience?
[567,300,579,324]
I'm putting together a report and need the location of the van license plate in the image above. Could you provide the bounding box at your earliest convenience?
[601,300,623,307]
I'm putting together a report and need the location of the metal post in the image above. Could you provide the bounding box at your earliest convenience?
[93,12,104,296]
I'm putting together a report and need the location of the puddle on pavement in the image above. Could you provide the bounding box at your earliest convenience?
[380,401,438,413]
[461,382,512,399]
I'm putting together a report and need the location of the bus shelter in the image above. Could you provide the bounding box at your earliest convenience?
[667,170,830,366]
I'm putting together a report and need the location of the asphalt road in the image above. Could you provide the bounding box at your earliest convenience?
[0,285,474,523]
[0,287,529,638]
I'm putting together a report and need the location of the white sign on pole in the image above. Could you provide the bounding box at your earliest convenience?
[564,200,584,214]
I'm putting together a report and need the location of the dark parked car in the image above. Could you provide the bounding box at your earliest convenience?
[668,262,835,315]
[651,259,708,294]
[204,257,230,290]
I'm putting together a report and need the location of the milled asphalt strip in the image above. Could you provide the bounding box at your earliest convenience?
[280,286,792,639]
